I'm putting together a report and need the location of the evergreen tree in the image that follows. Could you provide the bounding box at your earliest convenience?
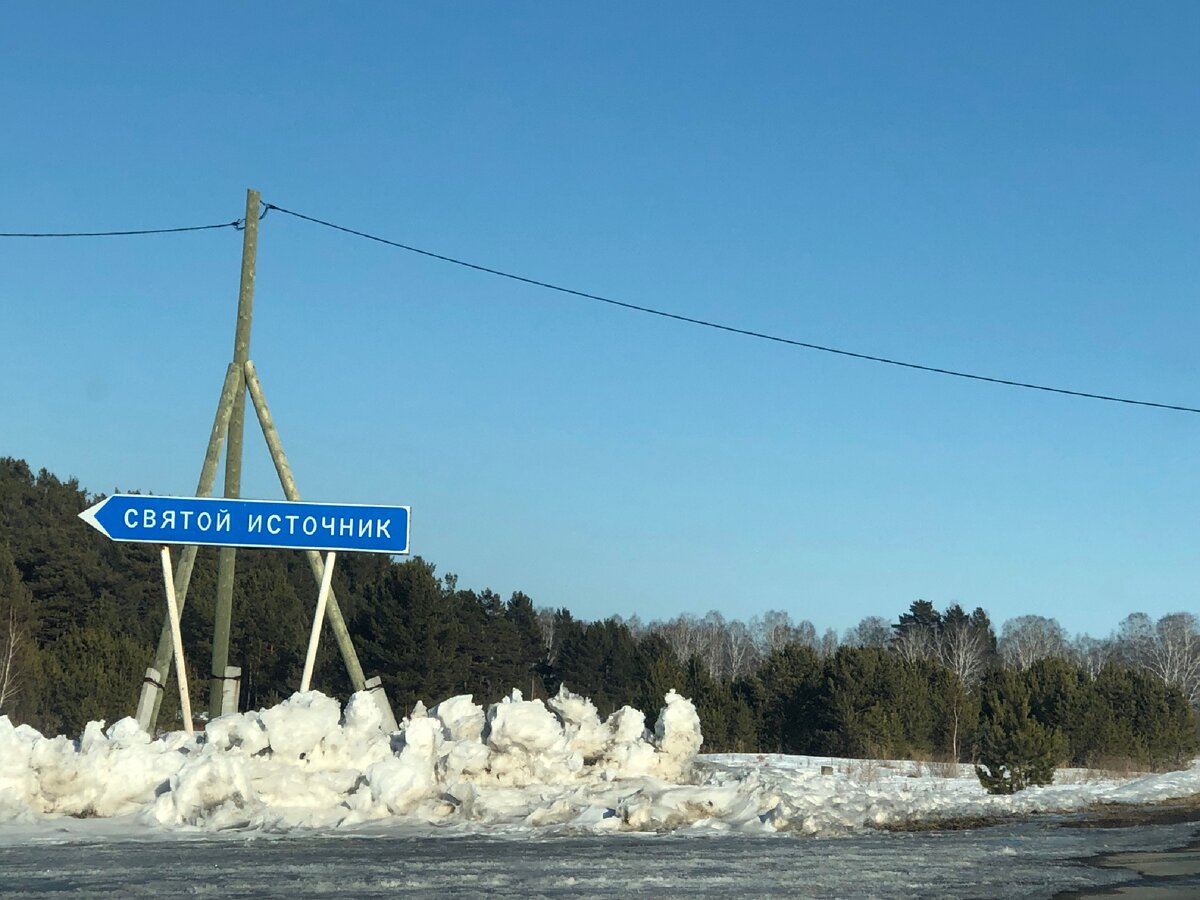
[969,607,999,665]
[503,591,550,698]
[928,666,977,762]
[550,614,601,698]
[755,642,825,754]
[975,668,1066,794]
[893,599,942,662]
[353,557,461,712]
[230,552,308,709]
[634,633,687,715]
[39,626,148,736]
[552,618,647,715]
[1090,663,1198,770]
[1025,657,1087,763]
[683,655,723,749]
[826,647,931,758]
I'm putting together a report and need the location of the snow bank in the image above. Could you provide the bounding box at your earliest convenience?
[4,687,1200,838]
[698,754,1200,836]
[0,686,704,833]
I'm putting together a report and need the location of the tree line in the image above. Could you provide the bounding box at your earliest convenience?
[1,457,1196,782]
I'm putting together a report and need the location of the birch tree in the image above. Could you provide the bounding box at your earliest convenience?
[1114,612,1156,668]
[724,618,759,680]
[652,614,704,667]
[998,615,1068,670]
[893,624,937,664]
[940,616,988,686]
[844,616,892,649]
[0,546,37,715]
[751,610,799,657]
[1070,634,1113,680]
[1144,613,1200,706]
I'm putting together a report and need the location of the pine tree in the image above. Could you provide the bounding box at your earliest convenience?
[756,642,825,754]
[928,666,978,762]
[39,626,148,735]
[975,668,1066,794]
[1025,656,1087,764]
[635,633,687,715]
[353,557,461,712]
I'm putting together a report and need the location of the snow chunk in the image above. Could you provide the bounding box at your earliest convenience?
[367,716,442,815]
[259,691,341,759]
[548,686,609,761]
[484,694,582,785]
[430,695,485,743]
[653,689,703,781]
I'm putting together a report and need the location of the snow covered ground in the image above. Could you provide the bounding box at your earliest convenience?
[4,686,1200,836]
[3,688,1200,896]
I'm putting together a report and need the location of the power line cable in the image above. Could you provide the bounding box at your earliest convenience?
[0,220,244,238]
[263,201,1200,416]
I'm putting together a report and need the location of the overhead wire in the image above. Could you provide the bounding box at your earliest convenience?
[261,201,1200,416]
[2,200,1193,415]
[0,220,244,238]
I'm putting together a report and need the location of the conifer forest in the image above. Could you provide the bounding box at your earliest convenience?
[1,457,1196,780]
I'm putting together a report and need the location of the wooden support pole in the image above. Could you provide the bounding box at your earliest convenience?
[243,359,368,692]
[300,552,337,692]
[160,546,193,735]
[145,361,241,731]
[210,188,259,719]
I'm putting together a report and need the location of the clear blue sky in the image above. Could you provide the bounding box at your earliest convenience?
[3,4,1197,640]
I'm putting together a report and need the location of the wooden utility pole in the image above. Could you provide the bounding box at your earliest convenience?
[136,187,397,734]
[209,188,259,718]
[142,361,241,731]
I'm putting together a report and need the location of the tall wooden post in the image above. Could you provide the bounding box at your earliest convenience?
[209,188,259,718]
[144,361,241,731]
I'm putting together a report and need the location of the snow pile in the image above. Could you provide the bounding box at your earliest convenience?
[698,754,1200,836]
[4,686,1200,838]
[0,686,704,833]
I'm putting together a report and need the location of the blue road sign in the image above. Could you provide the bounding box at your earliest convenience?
[79,494,410,555]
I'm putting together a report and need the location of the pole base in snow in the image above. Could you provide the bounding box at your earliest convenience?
[364,675,398,733]
[136,668,163,733]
